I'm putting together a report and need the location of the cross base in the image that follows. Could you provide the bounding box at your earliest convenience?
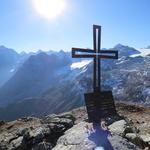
[84,91,117,123]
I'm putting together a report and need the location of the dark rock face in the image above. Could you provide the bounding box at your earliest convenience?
[0,46,19,68]
[0,113,74,150]
[0,46,20,87]
[0,52,71,106]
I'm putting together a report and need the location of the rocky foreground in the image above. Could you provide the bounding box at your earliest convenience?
[0,102,149,150]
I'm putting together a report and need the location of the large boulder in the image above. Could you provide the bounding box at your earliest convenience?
[125,133,144,148]
[53,122,141,150]
[125,133,150,149]
[139,134,150,148]
[108,120,127,136]
[139,134,150,144]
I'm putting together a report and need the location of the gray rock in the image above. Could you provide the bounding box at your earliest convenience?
[125,133,137,140]
[9,136,24,150]
[125,133,144,148]
[140,134,150,144]
[108,120,127,136]
[124,125,139,135]
[28,125,51,143]
[42,114,74,129]
[139,134,150,147]
[53,122,95,150]
[109,134,141,150]
[0,114,75,150]
[32,141,52,150]
[53,122,141,150]
[58,112,76,122]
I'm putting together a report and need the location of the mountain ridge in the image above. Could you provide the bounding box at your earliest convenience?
[0,44,150,120]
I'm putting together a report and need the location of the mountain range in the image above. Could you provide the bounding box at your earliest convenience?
[0,44,149,120]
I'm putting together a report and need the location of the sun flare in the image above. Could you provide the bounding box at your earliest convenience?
[32,0,66,20]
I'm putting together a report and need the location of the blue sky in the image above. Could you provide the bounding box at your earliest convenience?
[0,0,150,52]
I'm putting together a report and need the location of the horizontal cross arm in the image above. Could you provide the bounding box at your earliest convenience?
[99,50,118,59]
[72,48,95,58]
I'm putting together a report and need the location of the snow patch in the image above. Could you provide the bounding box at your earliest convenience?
[70,60,91,69]
[139,48,150,56]
[116,60,125,64]
[130,48,150,57]
[130,54,141,57]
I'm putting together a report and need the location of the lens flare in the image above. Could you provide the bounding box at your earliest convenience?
[32,0,66,20]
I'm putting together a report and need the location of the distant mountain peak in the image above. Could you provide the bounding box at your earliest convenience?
[0,45,6,49]
[113,44,140,57]
[0,45,19,55]
[114,43,133,49]
[114,43,125,48]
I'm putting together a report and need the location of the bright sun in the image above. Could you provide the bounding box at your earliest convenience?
[32,0,66,20]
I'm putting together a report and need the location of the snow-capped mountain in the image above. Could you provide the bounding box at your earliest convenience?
[0,44,150,120]
[113,44,140,57]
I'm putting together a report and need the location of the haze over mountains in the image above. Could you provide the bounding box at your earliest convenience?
[0,44,150,120]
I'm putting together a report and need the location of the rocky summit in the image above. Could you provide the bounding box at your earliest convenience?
[0,113,75,150]
[0,102,149,150]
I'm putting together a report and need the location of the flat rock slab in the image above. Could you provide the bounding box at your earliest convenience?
[53,122,141,150]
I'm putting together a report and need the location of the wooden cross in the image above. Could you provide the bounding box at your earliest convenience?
[72,25,118,92]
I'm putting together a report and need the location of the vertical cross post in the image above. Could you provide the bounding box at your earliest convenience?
[93,25,101,92]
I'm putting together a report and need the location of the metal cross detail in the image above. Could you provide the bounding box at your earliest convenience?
[72,25,118,92]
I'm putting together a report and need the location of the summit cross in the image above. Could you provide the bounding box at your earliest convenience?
[72,25,118,122]
[72,25,118,92]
